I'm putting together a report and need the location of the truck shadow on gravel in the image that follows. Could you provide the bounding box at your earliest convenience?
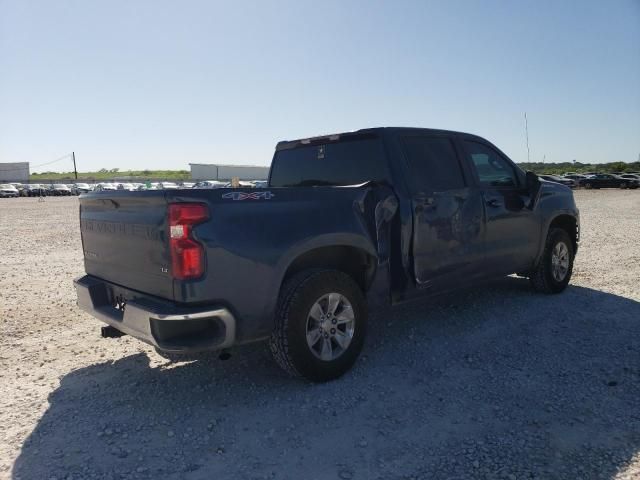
[13,277,640,480]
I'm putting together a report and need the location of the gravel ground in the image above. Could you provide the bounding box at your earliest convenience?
[1,190,639,480]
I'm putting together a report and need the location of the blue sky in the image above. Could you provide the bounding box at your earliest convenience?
[1,0,638,172]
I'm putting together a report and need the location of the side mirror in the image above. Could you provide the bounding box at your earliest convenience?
[525,171,540,192]
[525,171,541,209]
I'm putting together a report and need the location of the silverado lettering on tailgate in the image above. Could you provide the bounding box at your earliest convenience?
[80,220,161,241]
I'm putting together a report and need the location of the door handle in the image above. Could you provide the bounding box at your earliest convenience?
[415,194,435,205]
[486,198,501,208]
[414,194,435,213]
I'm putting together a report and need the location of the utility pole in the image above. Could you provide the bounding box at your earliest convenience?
[72,152,78,179]
[524,113,530,163]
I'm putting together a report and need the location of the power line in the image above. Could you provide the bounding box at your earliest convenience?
[0,153,73,173]
[32,152,73,168]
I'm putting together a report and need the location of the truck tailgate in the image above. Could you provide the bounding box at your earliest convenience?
[79,192,173,299]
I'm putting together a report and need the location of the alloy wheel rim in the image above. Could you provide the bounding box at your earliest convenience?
[306,293,355,361]
[551,241,570,282]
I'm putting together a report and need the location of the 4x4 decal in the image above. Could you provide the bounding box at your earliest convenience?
[222,191,276,201]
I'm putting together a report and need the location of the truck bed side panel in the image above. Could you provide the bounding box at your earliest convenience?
[164,187,379,342]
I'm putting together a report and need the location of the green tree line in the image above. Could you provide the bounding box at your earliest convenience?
[31,169,191,181]
[516,161,639,175]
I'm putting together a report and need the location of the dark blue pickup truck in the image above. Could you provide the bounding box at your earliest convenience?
[74,127,579,381]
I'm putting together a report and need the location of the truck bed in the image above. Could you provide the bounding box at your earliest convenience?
[77,185,387,342]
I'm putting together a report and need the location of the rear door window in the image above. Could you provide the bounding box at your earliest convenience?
[401,136,465,193]
[269,137,389,187]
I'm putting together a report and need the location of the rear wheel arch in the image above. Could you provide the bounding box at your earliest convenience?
[280,245,377,295]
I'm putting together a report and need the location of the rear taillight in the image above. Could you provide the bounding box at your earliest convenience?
[168,203,208,280]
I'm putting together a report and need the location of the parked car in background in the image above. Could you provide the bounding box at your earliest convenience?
[95,183,118,192]
[538,175,576,188]
[52,184,72,196]
[563,174,587,182]
[252,180,268,188]
[74,127,580,381]
[193,180,227,189]
[579,174,639,189]
[23,184,46,196]
[73,183,93,194]
[619,174,640,181]
[180,182,195,188]
[158,182,179,190]
[117,183,137,191]
[0,184,19,198]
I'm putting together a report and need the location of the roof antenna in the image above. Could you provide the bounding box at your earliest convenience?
[524,112,530,163]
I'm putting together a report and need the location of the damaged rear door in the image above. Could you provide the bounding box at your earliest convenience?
[400,134,484,290]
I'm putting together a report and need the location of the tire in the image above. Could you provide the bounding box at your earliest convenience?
[529,228,574,294]
[269,269,367,382]
[584,182,592,189]
[620,182,628,189]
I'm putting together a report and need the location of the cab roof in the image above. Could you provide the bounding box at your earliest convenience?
[275,127,483,151]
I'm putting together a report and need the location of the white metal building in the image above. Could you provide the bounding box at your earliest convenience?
[190,163,269,181]
[0,162,30,182]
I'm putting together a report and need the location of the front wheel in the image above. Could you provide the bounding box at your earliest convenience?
[529,228,574,294]
[269,269,367,382]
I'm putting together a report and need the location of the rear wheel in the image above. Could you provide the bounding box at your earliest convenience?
[584,182,592,189]
[529,228,574,294]
[269,269,367,382]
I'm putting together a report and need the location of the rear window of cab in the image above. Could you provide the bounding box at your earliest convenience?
[269,137,389,187]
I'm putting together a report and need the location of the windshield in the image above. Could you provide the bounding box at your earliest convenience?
[54,184,67,188]
[269,136,389,187]
[1,184,15,189]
